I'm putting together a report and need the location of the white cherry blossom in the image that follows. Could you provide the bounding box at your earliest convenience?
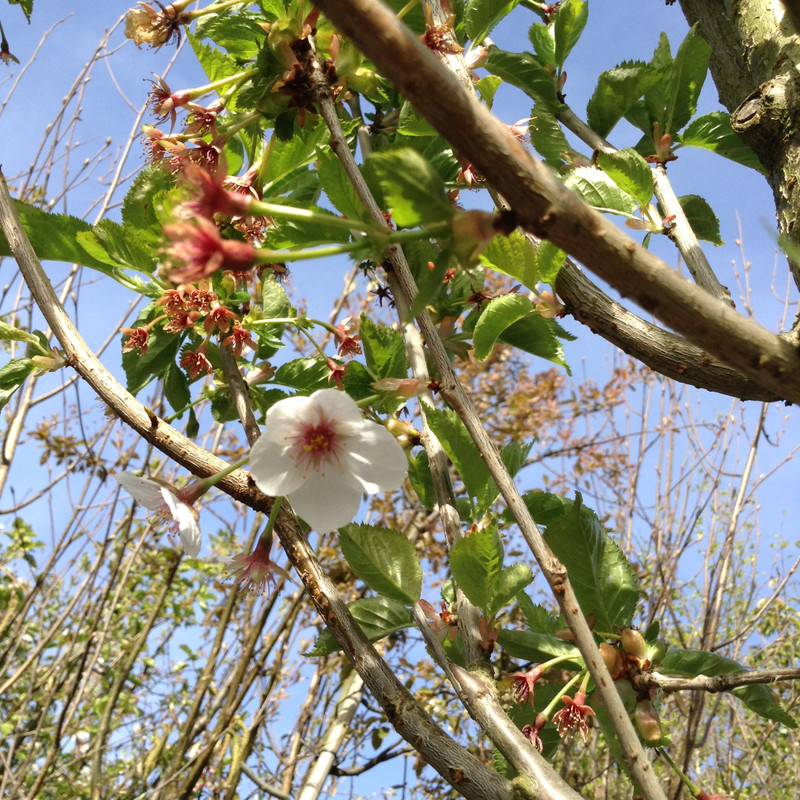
[115,472,202,556]
[248,388,408,531]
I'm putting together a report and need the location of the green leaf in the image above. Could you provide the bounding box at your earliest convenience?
[679,111,763,172]
[339,524,422,604]
[482,229,539,288]
[86,219,158,274]
[359,315,408,379]
[163,364,191,416]
[528,23,555,67]
[476,75,503,107]
[586,62,657,139]
[488,563,534,618]
[122,308,183,396]
[0,200,124,272]
[673,194,723,245]
[496,628,581,664]
[424,406,492,502]
[485,50,561,112]
[407,449,437,510]
[307,596,412,656]
[662,649,797,729]
[465,0,519,43]
[368,149,453,228]
[553,0,588,68]
[596,148,654,207]
[316,149,371,223]
[542,494,639,631]
[122,166,173,234]
[527,107,571,167]
[666,24,711,133]
[0,358,35,411]
[397,101,437,137]
[499,314,572,371]
[473,295,535,361]
[537,239,566,284]
[274,358,332,392]
[516,594,561,633]
[0,321,40,347]
[563,167,638,216]
[450,528,504,613]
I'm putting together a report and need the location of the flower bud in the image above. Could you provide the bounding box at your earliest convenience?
[620,628,648,659]
[599,642,624,679]
[635,699,663,744]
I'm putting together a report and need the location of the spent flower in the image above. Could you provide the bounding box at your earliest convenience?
[248,388,408,531]
[115,472,203,556]
[552,690,595,743]
[227,534,296,594]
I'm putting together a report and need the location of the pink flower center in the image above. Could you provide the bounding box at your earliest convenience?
[289,417,344,474]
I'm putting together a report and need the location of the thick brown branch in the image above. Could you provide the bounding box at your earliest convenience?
[313,0,800,404]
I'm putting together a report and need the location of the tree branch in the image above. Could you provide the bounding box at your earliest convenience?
[633,667,800,693]
[312,0,800,405]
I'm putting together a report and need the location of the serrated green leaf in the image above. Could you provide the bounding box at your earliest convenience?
[473,295,535,361]
[543,494,639,631]
[563,166,638,216]
[596,148,654,207]
[485,50,560,112]
[316,149,370,222]
[274,358,331,392]
[450,528,504,613]
[0,358,35,411]
[193,13,264,60]
[553,0,588,68]
[537,239,566,284]
[528,107,571,167]
[496,628,581,664]
[359,315,408,379]
[679,111,763,172]
[465,0,519,43]
[666,24,711,133]
[0,321,40,346]
[475,75,502,107]
[672,194,723,245]
[407,449,437,511]
[90,219,158,273]
[424,406,492,502]
[262,119,330,195]
[397,101,437,137]
[339,524,422,604]
[662,649,797,728]
[488,563,534,618]
[164,364,191,416]
[586,62,657,139]
[528,23,555,67]
[122,166,174,233]
[187,29,241,83]
[499,314,571,371]
[122,307,183,396]
[307,596,412,656]
[516,594,561,633]
[368,149,453,228]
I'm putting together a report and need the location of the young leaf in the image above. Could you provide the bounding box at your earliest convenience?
[481,229,540,290]
[339,524,422,604]
[537,239,567,284]
[498,314,572,371]
[450,528,504,613]
[488,563,534,618]
[496,628,582,664]
[669,194,723,245]
[553,0,588,68]
[307,597,413,656]
[407,449,437,511]
[368,149,453,228]
[473,295,534,361]
[528,22,555,67]
[679,111,763,172]
[273,358,332,392]
[661,649,797,728]
[528,107,571,167]
[563,167,638,216]
[485,50,560,112]
[542,494,639,631]
[317,149,371,222]
[0,358,35,412]
[666,23,711,133]
[465,0,520,44]
[586,61,657,139]
[595,148,654,207]
[359,315,408,379]
[424,406,492,502]
[0,321,41,347]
